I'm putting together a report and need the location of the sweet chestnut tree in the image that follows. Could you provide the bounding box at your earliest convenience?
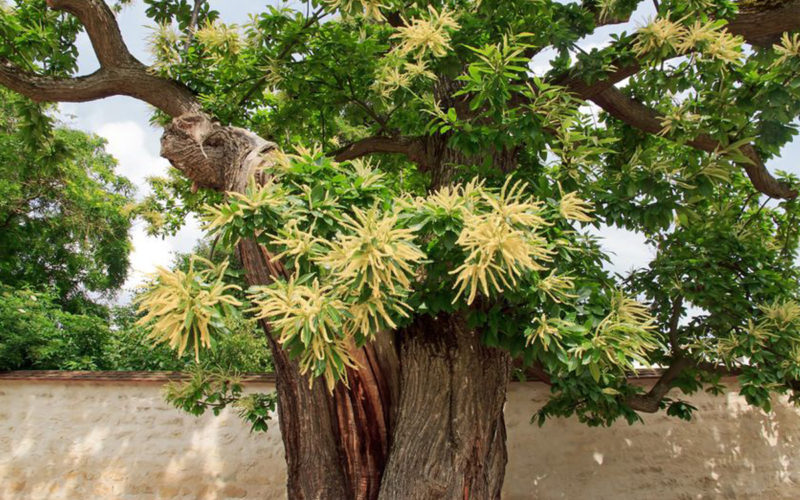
[3,0,800,497]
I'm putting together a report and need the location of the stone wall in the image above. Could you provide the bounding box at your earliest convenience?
[1,373,800,499]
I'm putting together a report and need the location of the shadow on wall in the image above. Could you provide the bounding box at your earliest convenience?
[0,381,286,499]
[2,379,800,499]
[503,383,800,500]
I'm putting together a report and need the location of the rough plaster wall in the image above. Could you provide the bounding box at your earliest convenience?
[503,384,800,499]
[0,381,287,499]
[1,380,800,499]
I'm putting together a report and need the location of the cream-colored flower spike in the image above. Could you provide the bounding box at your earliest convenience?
[200,177,284,234]
[136,257,242,362]
[271,220,322,272]
[249,278,357,391]
[345,295,411,338]
[414,181,480,216]
[373,64,412,97]
[249,278,341,348]
[404,60,437,80]
[350,158,385,188]
[482,179,548,227]
[559,191,594,222]
[633,16,687,57]
[451,180,553,305]
[147,23,181,71]
[194,20,242,54]
[772,33,800,69]
[318,207,425,298]
[538,271,578,303]
[391,6,460,59]
[526,314,563,351]
[635,15,743,64]
[325,0,387,22]
[678,20,742,64]
[760,300,800,328]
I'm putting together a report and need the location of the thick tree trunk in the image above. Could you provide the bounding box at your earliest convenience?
[238,206,399,500]
[161,114,512,499]
[379,313,511,500]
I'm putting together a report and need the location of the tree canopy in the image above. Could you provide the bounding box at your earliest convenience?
[127,0,800,422]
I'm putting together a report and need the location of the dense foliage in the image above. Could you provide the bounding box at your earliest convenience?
[3,0,800,432]
[0,89,133,312]
[129,0,800,425]
[0,285,113,370]
[0,281,273,373]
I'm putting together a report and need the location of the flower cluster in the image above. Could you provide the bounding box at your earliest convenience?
[391,6,460,59]
[136,257,242,362]
[145,148,628,391]
[634,15,742,64]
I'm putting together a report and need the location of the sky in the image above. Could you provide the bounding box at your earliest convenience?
[54,1,800,304]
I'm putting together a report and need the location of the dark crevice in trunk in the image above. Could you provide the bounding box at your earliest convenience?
[330,332,400,500]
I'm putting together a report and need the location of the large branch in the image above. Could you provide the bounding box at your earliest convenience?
[627,358,743,412]
[0,63,199,118]
[626,358,692,413]
[591,87,798,199]
[46,0,132,67]
[728,0,800,47]
[0,0,200,117]
[333,135,425,163]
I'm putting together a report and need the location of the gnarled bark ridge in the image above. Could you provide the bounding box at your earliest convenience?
[380,313,510,500]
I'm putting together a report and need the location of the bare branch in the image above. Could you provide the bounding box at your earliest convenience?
[627,357,692,413]
[332,135,425,163]
[0,61,199,118]
[591,87,798,199]
[667,296,684,357]
[46,0,132,67]
[0,64,115,103]
[183,0,205,51]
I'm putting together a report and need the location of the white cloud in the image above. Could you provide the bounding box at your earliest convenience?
[90,120,204,305]
[588,224,655,276]
[116,216,205,304]
[96,120,168,198]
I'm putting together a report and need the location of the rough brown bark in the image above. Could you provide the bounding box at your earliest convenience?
[379,313,511,500]
[237,239,348,499]
[239,241,402,500]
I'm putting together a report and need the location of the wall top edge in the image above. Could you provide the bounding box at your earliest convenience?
[0,368,685,384]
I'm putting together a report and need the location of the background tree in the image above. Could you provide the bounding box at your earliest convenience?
[0,88,133,313]
[0,86,269,372]
[3,0,800,498]
[0,84,135,369]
